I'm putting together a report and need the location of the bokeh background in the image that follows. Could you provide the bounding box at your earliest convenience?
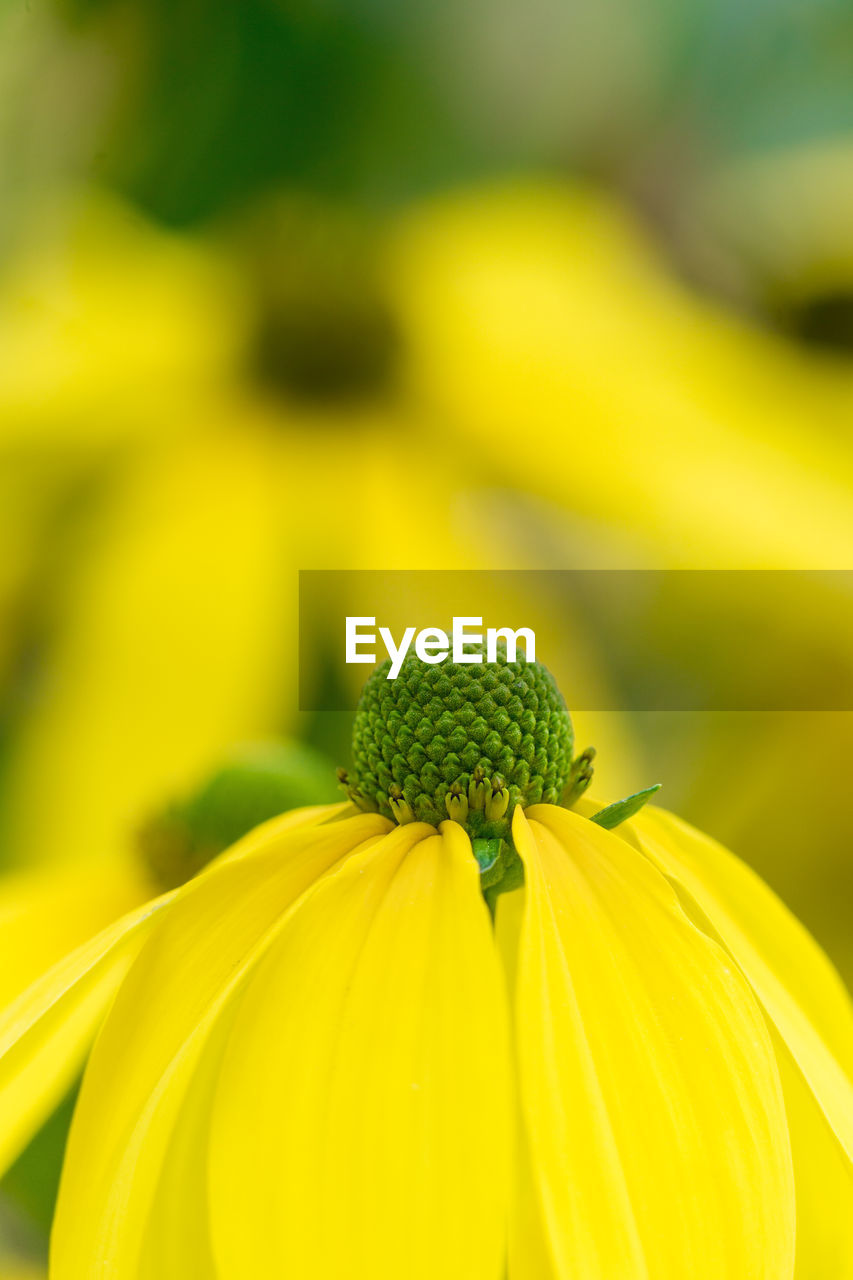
[3,0,853,1268]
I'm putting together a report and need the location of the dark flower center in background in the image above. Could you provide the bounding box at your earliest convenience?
[237,197,401,404]
[251,285,400,403]
[786,291,853,354]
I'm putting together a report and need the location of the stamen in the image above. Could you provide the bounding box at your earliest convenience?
[445,782,469,824]
[562,747,596,805]
[338,766,379,812]
[388,784,414,825]
[485,777,509,822]
[468,765,488,811]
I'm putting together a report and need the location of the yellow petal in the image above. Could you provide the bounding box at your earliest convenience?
[390,181,853,570]
[50,812,390,1278]
[134,819,409,1280]
[512,804,795,1280]
[210,821,511,1280]
[630,805,853,1163]
[214,799,356,864]
[495,891,558,1280]
[135,1002,238,1280]
[3,425,293,872]
[0,892,172,1176]
[508,1122,560,1280]
[0,189,235,447]
[135,814,386,1280]
[774,1033,853,1279]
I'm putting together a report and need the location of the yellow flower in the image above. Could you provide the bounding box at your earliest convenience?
[0,188,635,877]
[0,652,850,1278]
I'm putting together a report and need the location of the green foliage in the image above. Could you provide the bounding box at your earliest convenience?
[55,0,483,226]
[1,1080,79,1246]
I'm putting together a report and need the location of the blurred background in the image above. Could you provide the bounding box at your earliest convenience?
[2,0,853,1268]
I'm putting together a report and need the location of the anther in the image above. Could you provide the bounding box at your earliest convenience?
[468,765,488,811]
[445,782,469,824]
[349,787,379,813]
[388,783,415,825]
[338,766,380,812]
[563,747,596,806]
[485,776,509,822]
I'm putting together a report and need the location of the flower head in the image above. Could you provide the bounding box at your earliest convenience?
[348,647,575,826]
[340,647,592,902]
[0,655,851,1278]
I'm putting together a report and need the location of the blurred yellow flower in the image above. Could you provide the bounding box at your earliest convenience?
[4,178,853,1013]
[0,187,635,879]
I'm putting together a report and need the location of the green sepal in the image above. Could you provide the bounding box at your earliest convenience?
[590,784,661,830]
[472,836,525,893]
[482,857,525,919]
[472,837,503,875]
[473,837,510,891]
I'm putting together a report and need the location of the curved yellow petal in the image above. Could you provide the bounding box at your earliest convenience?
[0,800,341,1165]
[0,891,172,1176]
[495,889,558,1280]
[512,804,795,1280]
[50,812,390,1278]
[210,821,511,1280]
[136,813,393,1280]
[214,799,356,864]
[630,805,853,1163]
[773,1034,853,1279]
[508,1125,559,1280]
[135,1003,237,1280]
[389,181,853,570]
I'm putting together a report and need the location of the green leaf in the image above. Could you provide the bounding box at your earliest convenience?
[590,785,662,830]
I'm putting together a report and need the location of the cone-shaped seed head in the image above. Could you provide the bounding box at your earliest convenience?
[349,648,574,835]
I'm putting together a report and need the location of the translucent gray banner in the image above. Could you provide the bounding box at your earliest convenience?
[298,570,853,712]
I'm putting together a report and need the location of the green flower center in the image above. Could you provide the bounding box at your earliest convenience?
[344,647,583,831]
[341,648,597,903]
